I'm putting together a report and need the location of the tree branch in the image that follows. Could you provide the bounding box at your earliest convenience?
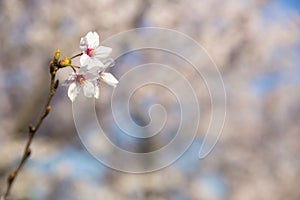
[3,58,60,200]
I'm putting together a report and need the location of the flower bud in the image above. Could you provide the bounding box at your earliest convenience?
[8,172,16,183]
[59,57,72,67]
[46,105,51,112]
[54,49,60,61]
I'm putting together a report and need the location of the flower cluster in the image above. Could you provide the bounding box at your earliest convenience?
[64,32,118,102]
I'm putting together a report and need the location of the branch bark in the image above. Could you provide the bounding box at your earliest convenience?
[3,58,60,200]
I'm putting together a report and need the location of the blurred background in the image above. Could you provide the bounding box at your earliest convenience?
[0,0,300,199]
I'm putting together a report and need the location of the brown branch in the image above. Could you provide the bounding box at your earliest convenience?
[3,58,61,200]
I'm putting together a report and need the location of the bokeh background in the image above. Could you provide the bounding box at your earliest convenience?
[1,0,300,199]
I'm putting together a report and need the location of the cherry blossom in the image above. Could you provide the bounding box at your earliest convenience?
[63,31,118,102]
[64,68,118,102]
[80,31,112,70]
[64,68,100,102]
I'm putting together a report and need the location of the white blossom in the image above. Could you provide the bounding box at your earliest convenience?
[80,31,112,70]
[64,68,100,102]
[63,31,118,102]
[99,72,119,87]
[64,69,119,102]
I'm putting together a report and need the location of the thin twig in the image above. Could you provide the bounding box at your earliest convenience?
[71,52,83,59]
[3,59,60,200]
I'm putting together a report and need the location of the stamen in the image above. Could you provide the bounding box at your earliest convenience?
[75,74,86,84]
[85,48,94,57]
[79,77,85,84]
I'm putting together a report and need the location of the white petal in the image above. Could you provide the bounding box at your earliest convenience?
[80,54,105,70]
[94,87,99,99]
[86,32,99,49]
[80,36,88,52]
[80,54,90,66]
[87,58,105,70]
[84,70,100,80]
[62,74,75,86]
[68,83,80,102]
[94,46,112,58]
[103,58,115,68]
[77,66,89,73]
[83,81,95,98]
[101,72,118,87]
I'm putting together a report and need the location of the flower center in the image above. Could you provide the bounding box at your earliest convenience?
[85,48,95,57]
[75,74,85,84]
